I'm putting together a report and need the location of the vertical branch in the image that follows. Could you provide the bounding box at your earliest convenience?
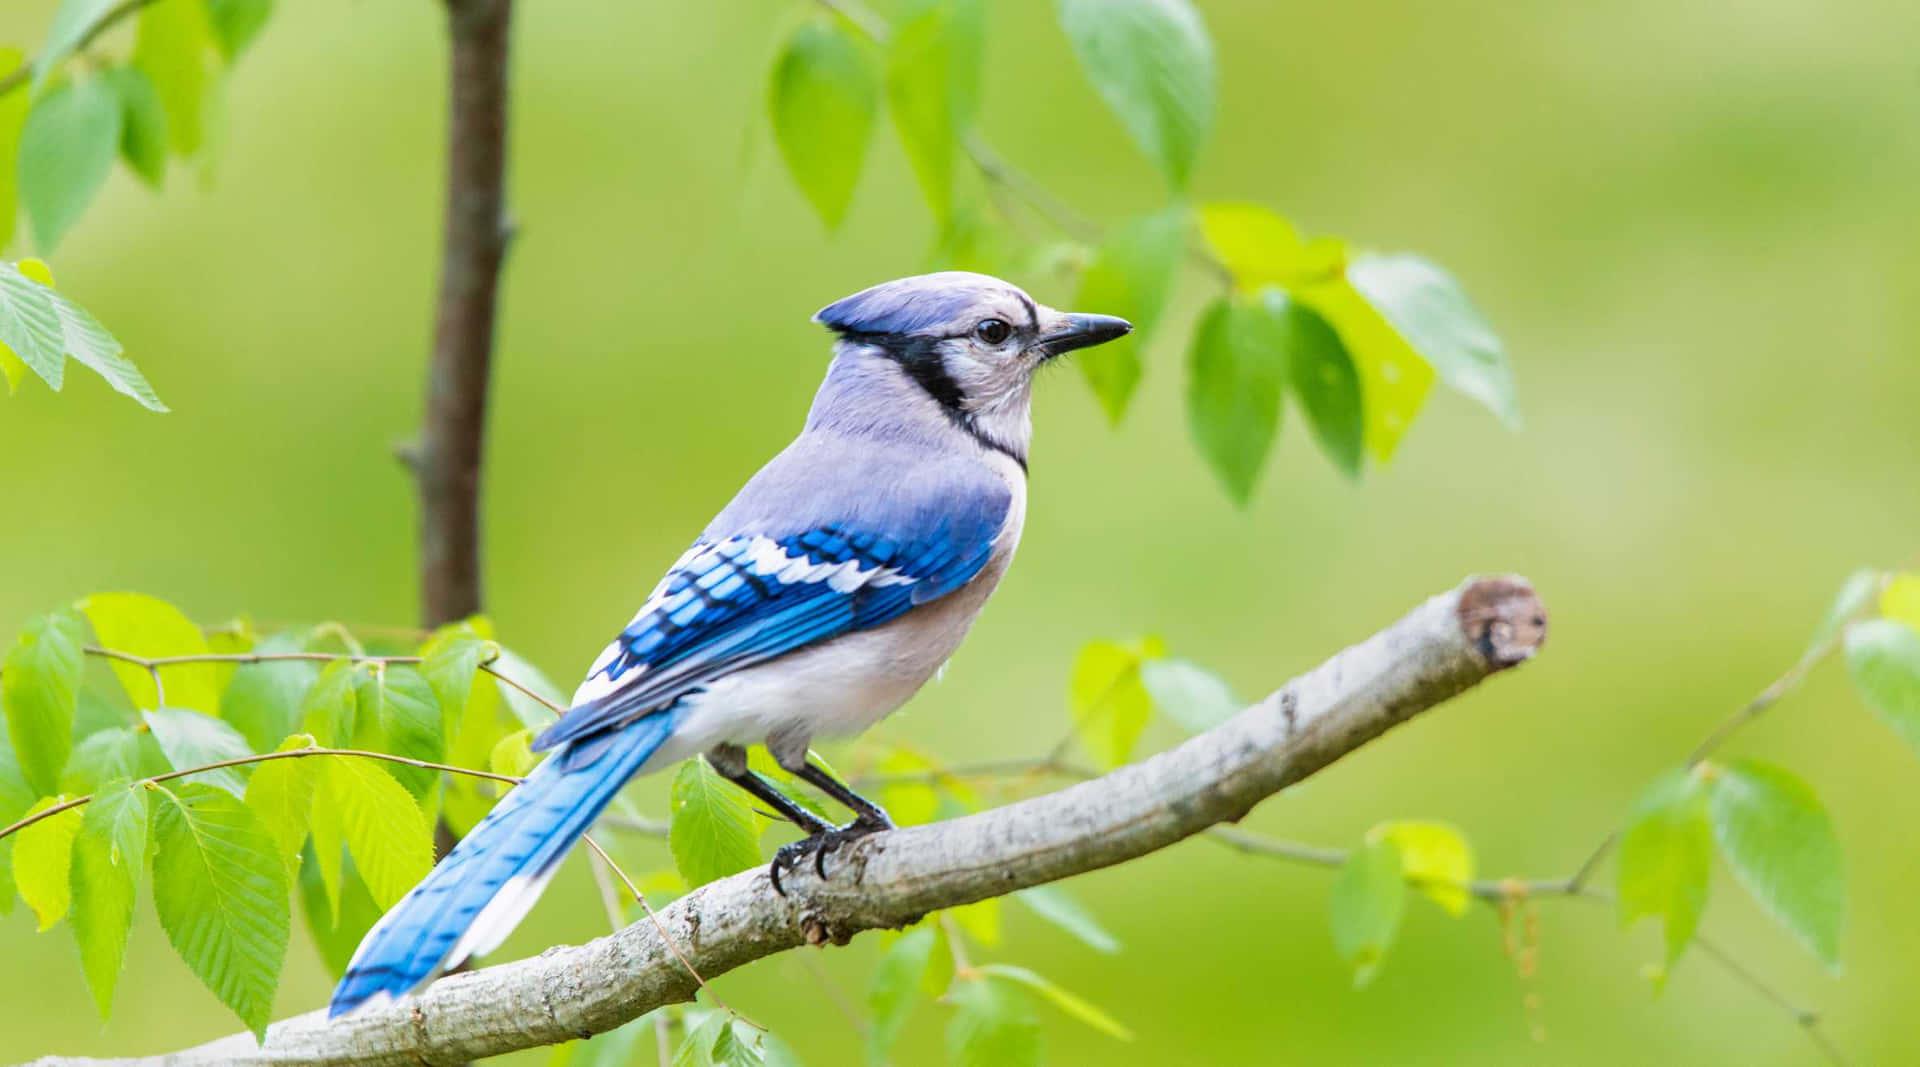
[417,0,515,628]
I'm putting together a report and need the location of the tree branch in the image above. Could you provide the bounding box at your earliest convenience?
[415,0,515,628]
[23,575,1546,1066]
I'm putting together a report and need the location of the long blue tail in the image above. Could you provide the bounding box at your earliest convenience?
[328,715,673,1016]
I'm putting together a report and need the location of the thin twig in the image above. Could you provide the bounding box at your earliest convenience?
[0,747,521,842]
[0,0,158,98]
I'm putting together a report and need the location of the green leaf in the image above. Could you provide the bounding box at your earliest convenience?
[1068,637,1160,768]
[1367,820,1475,917]
[976,964,1132,1041]
[1197,203,1306,290]
[18,77,121,252]
[150,782,289,1039]
[669,756,761,888]
[243,735,319,875]
[489,728,536,779]
[0,49,29,257]
[1014,884,1120,954]
[1328,838,1404,987]
[1138,657,1238,734]
[101,65,169,188]
[0,260,67,387]
[1880,573,1920,631]
[3,610,85,797]
[314,755,432,910]
[1268,289,1364,479]
[43,271,166,410]
[144,707,252,797]
[1346,253,1517,430]
[1186,294,1287,504]
[420,622,493,741]
[885,0,984,222]
[946,974,1040,1067]
[1618,768,1711,972]
[355,664,444,797]
[296,846,382,978]
[949,895,1001,947]
[69,779,148,1017]
[60,725,167,795]
[1056,0,1214,187]
[14,797,83,929]
[80,593,218,712]
[673,1010,731,1067]
[32,0,124,88]
[1072,205,1186,422]
[1297,273,1436,462]
[221,633,318,753]
[490,646,567,730]
[1706,760,1843,968]
[768,16,879,229]
[298,659,360,747]
[204,0,273,59]
[868,924,937,1067]
[134,0,213,157]
[1844,619,1920,754]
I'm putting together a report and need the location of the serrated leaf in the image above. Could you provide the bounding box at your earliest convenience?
[669,757,760,887]
[1618,768,1711,972]
[14,797,83,929]
[1707,760,1843,968]
[1267,289,1364,479]
[0,49,30,258]
[355,664,444,797]
[769,16,879,229]
[674,1010,730,1067]
[315,756,431,910]
[298,659,360,747]
[1139,657,1239,734]
[221,633,318,753]
[43,274,166,410]
[144,707,252,798]
[134,0,213,157]
[32,0,124,89]
[0,261,67,387]
[60,725,167,795]
[80,593,217,712]
[70,779,148,1017]
[1197,203,1305,290]
[1328,838,1404,987]
[977,964,1132,1041]
[18,76,121,252]
[1844,619,1920,754]
[204,0,273,59]
[243,736,318,874]
[868,924,937,1067]
[1056,0,1214,188]
[1297,273,1436,463]
[1073,205,1186,422]
[150,782,288,1039]
[3,610,85,797]
[1346,253,1517,430]
[296,846,381,978]
[886,0,983,222]
[946,974,1040,1067]
[420,622,492,741]
[1187,294,1287,504]
[101,65,169,187]
[1880,573,1920,632]
[1069,638,1157,768]
[1367,820,1474,917]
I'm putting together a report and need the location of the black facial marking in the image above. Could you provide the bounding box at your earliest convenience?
[849,332,1028,470]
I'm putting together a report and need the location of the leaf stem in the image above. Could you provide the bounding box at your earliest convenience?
[0,0,158,99]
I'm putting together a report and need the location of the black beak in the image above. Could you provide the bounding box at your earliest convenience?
[1039,313,1133,358]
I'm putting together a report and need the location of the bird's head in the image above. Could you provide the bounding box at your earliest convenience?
[811,272,1131,464]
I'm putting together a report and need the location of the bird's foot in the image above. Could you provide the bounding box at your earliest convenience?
[769,814,894,896]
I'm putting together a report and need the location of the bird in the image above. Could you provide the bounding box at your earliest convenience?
[328,271,1131,1017]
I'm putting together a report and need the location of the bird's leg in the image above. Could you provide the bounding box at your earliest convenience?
[766,735,897,893]
[708,743,834,834]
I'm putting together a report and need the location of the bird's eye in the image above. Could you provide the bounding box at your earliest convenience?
[974,319,1012,345]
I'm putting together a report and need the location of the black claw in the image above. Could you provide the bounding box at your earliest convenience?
[766,818,890,895]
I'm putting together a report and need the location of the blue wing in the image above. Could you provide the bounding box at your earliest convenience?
[532,502,1007,752]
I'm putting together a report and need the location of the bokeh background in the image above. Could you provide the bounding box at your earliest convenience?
[2,0,1917,1062]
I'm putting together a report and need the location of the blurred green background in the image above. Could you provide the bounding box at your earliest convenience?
[3,0,1917,1062]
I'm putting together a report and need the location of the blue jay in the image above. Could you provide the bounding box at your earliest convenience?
[329,272,1130,1016]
